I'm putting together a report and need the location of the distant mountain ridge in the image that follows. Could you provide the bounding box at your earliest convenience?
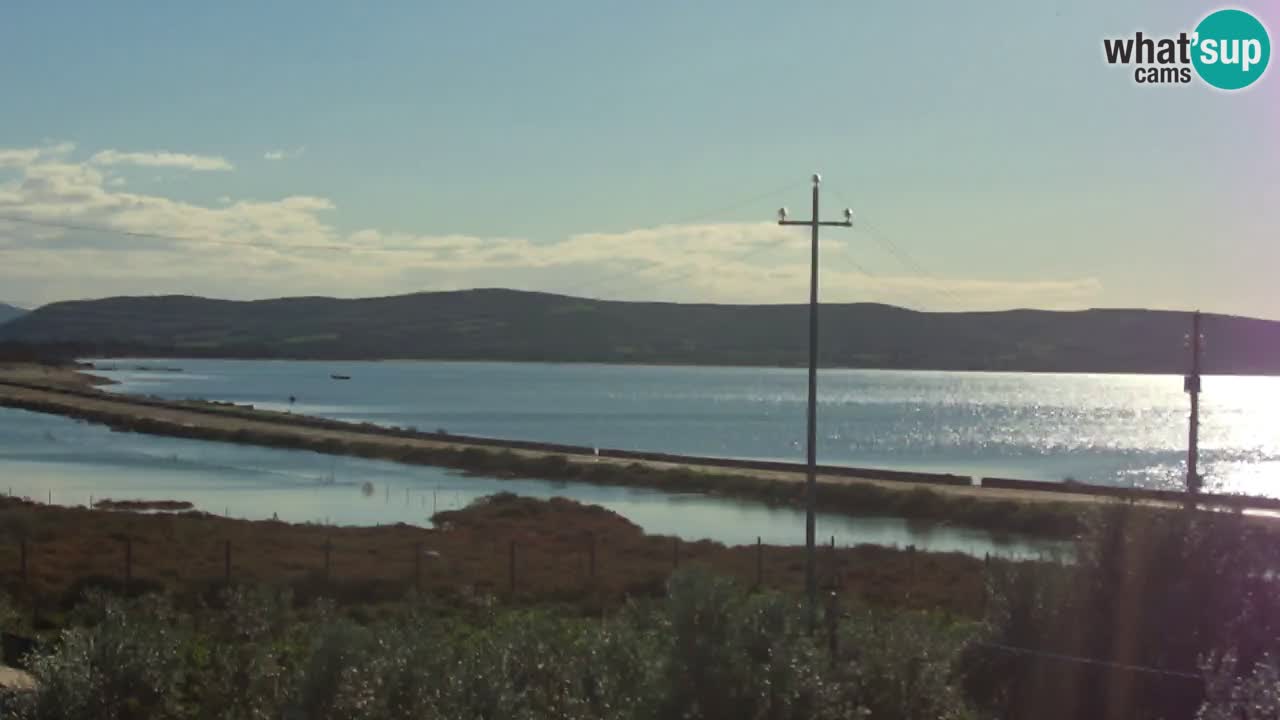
[0,302,26,325]
[1,288,1278,374]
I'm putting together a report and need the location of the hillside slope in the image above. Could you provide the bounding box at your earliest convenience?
[1,289,1276,373]
[0,302,26,325]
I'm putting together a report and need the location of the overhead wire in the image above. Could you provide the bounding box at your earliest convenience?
[971,641,1201,681]
[594,235,794,303]
[577,179,914,304]
[555,177,810,300]
[826,186,971,310]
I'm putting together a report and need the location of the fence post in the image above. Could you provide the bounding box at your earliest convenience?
[324,538,332,584]
[414,541,422,591]
[907,545,917,590]
[672,537,680,569]
[905,657,922,718]
[747,535,757,586]
[827,588,840,666]
[982,552,992,613]
[224,540,231,584]
[124,537,133,593]
[509,540,516,596]
[588,532,596,582]
[829,536,837,588]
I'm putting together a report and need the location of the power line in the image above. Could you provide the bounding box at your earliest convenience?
[557,178,808,300]
[784,192,944,312]
[973,641,1201,680]
[825,187,970,309]
[591,236,791,301]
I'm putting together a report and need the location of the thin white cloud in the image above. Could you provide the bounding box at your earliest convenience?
[90,149,233,172]
[0,142,1103,311]
[0,149,41,168]
[0,142,77,169]
[263,146,305,161]
[41,141,76,156]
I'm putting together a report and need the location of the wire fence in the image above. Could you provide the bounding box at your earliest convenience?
[0,526,1208,688]
[1,528,900,598]
[0,493,1034,628]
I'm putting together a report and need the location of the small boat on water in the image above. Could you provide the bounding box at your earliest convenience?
[330,374,352,381]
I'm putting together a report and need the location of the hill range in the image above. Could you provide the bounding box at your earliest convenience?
[1,289,1277,374]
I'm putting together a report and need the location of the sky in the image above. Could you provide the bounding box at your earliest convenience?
[0,1,1276,317]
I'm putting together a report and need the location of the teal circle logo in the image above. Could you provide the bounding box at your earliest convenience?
[1192,9,1270,90]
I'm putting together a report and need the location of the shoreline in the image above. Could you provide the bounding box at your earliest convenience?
[77,353,1280,378]
[0,361,113,390]
[1,363,1275,541]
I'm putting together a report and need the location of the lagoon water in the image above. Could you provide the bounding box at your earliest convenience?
[94,358,1280,497]
[2,358,1275,557]
[0,406,1059,557]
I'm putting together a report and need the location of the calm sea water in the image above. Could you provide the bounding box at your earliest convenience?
[0,406,1057,557]
[93,358,1280,497]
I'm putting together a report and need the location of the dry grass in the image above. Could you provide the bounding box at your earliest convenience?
[0,494,989,619]
[0,362,111,390]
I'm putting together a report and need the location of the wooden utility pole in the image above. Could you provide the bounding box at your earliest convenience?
[777,174,854,634]
[1185,310,1203,498]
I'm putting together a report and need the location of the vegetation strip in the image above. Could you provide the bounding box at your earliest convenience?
[3,501,1279,719]
[0,494,989,617]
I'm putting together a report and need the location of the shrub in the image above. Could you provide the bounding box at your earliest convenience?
[961,505,1280,720]
[19,594,185,720]
[1199,652,1280,720]
[9,571,990,719]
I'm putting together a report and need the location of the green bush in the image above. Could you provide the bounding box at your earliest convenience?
[837,605,977,720]
[8,570,986,720]
[961,505,1280,720]
[21,593,185,720]
[1199,652,1280,720]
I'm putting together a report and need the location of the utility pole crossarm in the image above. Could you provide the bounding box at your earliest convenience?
[779,220,854,227]
[775,172,855,636]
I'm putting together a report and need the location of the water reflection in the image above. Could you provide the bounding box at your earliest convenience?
[91,358,1280,495]
[0,408,1060,559]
